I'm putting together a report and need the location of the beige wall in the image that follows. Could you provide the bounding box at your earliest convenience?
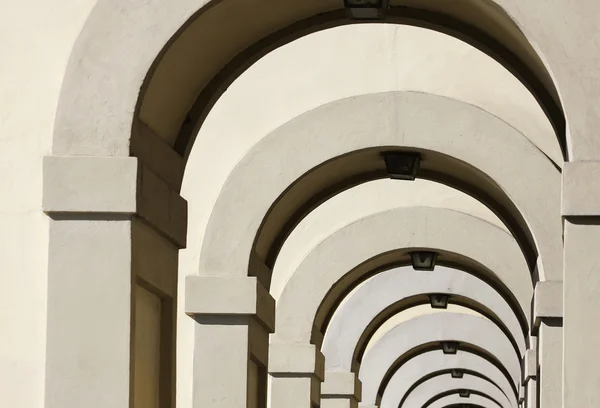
[0,1,97,406]
[0,6,557,407]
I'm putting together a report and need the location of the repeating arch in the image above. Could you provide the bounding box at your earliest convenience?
[322,266,526,374]
[272,206,532,347]
[197,92,560,286]
[358,313,520,405]
[53,0,570,160]
[380,350,516,408]
[402,374,512,408]
[428,393,499,408]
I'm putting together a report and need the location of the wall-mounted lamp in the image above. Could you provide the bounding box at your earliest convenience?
[459,390,471,398]
[451,369,464,379]
[442,341,459,355]
[410,251,438,271]
[343,0,390,20]
[383,151,420,180]
[429,294,450,309]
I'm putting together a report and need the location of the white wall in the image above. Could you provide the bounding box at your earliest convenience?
[0,1,97,406]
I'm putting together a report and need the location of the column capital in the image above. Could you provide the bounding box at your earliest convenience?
[185,276,275,332]
[533,281,563,333]
[43,156,187,247]
[518,384,525,403]
[321,371,362,400]
[269,343,325,381]
[522,348,537,385]
[562,160,600,217]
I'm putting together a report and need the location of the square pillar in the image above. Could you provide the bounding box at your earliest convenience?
[562,161,600,408]
[269,343,325,408]
[522,345,537,408]
[186,276,275,408]
[526,378,538,408]
[321,372,362,408]
[43,156,186,408]
[532,281,562,408]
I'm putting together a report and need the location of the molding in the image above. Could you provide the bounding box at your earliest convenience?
[321,371,362,400]
[185,276,275,332]
[269,343,325,381]
[522,349,537,385]
[533,281,563,333]
[43,156,187,247]
[562,161,600,217]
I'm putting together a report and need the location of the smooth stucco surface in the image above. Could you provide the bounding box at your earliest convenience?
[0,1,96,406]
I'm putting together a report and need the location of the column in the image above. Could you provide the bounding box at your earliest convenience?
[523,345,537,408]
[562,161,600,408]
[186,276,275,408]
[43,156,186,408]
[532,281,562,408]
[321,372,361,408]
[519,384,525,407]
[269,343,324,408]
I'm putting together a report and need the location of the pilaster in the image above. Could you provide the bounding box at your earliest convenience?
[186,276,275,408]
[268,343,325,408]
[562,160,600,408]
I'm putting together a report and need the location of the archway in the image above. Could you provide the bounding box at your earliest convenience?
[381,350,515,408]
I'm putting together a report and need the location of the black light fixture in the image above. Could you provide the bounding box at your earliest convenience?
[442,341,459,355]
[343,0,390,20]
[410,251,438,271]
[383,151,420,180]
[451,369,464,379]
[459,389,471,398]
[429,294,450,309]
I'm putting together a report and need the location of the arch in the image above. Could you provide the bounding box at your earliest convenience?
[272,206,532,347]
[380,350,516,408]
[358,313,520,405]
[402,374,512,408]
[428,393,499,408]
[322,266,526,374]
[53,0,569,160]
[197,92,561,285]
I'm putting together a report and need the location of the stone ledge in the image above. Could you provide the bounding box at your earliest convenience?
[518,384,524,403]
[523,348,537,384]
[533,281,563,332]
[43,156,138,213]
[562,161,600,216]
[185,276,275,332]
[269,343,325,381]
[321,371,362,400]
[43,156,187,248]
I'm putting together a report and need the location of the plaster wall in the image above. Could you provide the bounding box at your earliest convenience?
[0,5,558,407]
[0,1,97,407]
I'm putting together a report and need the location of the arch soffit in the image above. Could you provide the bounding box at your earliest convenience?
[54,0,568,160]
[380,350,515,408]
[357,313,520,405]
[321,266,526,373]
[402,374,512,408]
[429,393,499,408]
[272,206,532,345]
[196,92,561,284]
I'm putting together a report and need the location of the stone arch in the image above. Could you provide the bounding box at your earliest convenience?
[53,0,572,161]
[380,350,516,408]
[321,266,526,374]
[358,313,519,405]
[197,92,561,285]
[428,393,499,408]
[401,374,512,408]
[272,206,532,347]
